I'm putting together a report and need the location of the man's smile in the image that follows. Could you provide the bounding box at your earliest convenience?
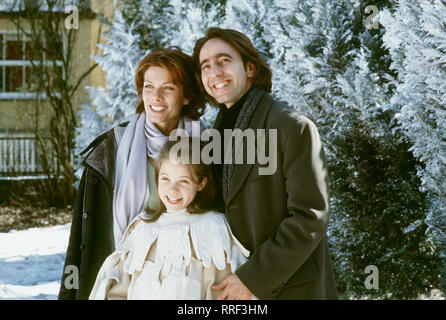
[213,80,230,90]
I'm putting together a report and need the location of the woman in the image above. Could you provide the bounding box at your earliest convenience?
[59,47,206,300]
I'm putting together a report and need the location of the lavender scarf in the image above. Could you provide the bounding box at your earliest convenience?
[113,112,201,246]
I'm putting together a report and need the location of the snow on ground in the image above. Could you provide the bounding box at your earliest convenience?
[0,223,443,300]
[0,223,70,300]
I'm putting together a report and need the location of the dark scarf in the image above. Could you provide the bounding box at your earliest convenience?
[213,86,266,202]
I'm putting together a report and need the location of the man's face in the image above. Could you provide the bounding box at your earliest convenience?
[199,38,255,108]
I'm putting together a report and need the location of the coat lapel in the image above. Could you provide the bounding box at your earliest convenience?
[83,129,116,190]
[225,93,274,205]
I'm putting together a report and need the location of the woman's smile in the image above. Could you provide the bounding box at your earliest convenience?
[143,66,190,135]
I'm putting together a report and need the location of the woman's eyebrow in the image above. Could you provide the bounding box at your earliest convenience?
[143,80,175,86]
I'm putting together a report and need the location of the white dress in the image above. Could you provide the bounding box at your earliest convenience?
[89,209,250,300]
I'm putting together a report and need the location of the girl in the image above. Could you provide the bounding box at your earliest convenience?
[89,138,249,300]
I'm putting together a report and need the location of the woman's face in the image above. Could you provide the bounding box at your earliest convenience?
[157,160,207,212]
[143,66,190,136]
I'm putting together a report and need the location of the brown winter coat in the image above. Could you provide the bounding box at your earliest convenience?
[58,123,127,300]
[213,91,339,299]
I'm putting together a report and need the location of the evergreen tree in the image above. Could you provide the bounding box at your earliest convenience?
[168,0,224,54]
[330,37,441,299]
[222,0,271,59]
[120,0,175,51]
[381,0,446,293]
[264,0,360,132]
[74,10,144,179]
[263,0,442,298]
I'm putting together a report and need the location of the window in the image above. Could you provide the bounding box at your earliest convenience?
[0,32,65,100]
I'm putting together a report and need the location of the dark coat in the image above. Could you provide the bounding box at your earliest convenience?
[214,92,339,300]
[58,123,127,300]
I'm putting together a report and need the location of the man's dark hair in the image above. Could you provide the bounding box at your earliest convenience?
[193,27,272,107]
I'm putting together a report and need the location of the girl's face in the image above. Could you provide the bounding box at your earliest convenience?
[158,159,207,212]
[143,66,190,136]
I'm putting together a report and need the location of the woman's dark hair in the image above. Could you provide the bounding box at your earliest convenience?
[135,46,205,119]
[146,137,215,221]
[192,27,272,107]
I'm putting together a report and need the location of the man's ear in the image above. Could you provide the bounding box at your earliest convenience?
[198,177,208,191]
[246,61,256,78]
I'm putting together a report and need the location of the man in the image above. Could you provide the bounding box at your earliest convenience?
[193,27,338,300]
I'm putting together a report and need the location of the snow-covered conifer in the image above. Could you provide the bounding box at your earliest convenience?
[381,0,446,291]
[74,10,144,179]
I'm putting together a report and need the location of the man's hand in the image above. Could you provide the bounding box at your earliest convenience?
[212,274,253,300]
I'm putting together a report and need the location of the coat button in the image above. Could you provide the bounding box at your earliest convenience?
[82,212,88,220]
[80,244,85,251]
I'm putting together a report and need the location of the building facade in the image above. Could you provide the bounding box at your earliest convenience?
[0,0,113,179]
